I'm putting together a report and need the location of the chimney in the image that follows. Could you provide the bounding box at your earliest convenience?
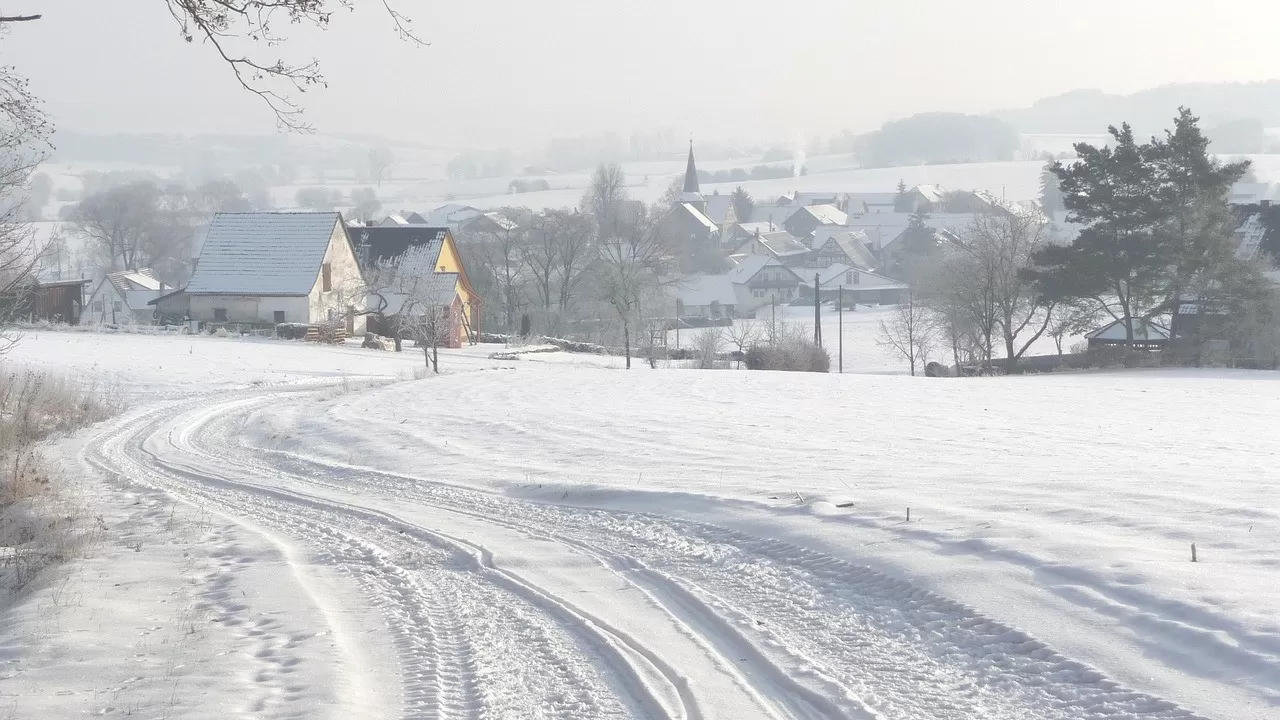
[365,220,375,227]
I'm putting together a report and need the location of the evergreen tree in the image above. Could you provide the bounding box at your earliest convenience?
[1038,162,1064,215]
[730,186,754,224]
[1027,108,1262,349]
[893,178,911,212]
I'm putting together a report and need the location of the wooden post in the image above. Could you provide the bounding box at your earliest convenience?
[906,507,910,522]
[1191,543,1197,562]
[838,285,843,373]
[814,273,822,347]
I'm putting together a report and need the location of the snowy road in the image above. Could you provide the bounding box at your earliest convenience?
[72,377,1212,720]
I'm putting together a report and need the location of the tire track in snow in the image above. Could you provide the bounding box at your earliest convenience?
[87,392,662,720]
[234,389,1214,720]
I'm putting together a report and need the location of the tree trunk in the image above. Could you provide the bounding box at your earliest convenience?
[432,344,438,374]
[622,319,632,369]
[1004,329,1018,374]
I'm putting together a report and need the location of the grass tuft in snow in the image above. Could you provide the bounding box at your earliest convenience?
[0,368,125,594]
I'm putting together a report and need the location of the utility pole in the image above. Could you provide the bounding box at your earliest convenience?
[838,285,843,373]
[675,299,680,350]
[813,273,822,347]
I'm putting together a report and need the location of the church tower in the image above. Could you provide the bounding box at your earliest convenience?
[677,140,706,212]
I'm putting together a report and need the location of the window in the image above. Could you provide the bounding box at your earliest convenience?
[273,310,286,324]
[322,262,332,292]
[846,272,853,285]
[213,308,228,322]
[92,301,102,313]
[112,301,123,312]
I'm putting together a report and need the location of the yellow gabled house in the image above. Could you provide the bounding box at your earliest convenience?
[348,222,483,347]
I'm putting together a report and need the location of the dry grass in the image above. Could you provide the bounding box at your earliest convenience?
[0,368,125,594]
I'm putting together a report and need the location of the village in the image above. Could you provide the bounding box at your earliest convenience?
[11,135,1280,376]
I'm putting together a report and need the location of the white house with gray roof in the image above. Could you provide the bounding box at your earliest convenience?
[155,212,367,332]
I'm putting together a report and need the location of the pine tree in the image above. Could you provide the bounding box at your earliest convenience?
[731,186,754,224]
[1038,162,1064,215]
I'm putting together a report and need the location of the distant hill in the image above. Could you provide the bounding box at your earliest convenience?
[994,81,1280,135]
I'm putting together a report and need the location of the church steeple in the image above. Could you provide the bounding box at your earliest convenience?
[683,140,700,195]
[678,139,705,210]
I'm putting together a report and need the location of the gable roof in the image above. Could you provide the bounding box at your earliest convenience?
[186,212,342,296]
[911,184,947,204]
[381,214,409,226]
[677,274,737,307]
[107,269,162,294]
[702,194,734,225]
[425,204,484,227]
[812,228,876,270]
[793,204,848,226]
[676,202,718,231]
[749,204,802,225]
[806,264,908,290]
[726,255,801,284]
[349,225,449,266]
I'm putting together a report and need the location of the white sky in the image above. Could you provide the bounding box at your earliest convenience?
[6,0,1280,148]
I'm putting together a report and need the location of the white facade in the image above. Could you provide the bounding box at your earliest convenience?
[84,281,156,325]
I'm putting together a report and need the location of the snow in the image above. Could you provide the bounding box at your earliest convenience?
[0,330,1274,719]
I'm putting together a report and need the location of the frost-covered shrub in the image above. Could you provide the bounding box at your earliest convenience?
[744,339,830,372]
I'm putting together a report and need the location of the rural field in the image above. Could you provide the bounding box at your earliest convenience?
[0,331,1274,719]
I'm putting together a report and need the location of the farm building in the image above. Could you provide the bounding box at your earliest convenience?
[156,212,367,333]
[84,269,167,325]
[801,265,909,305]
[1085,318,1171,351]
[1,277,91,324]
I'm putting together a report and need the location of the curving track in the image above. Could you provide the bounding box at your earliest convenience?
[82,382,1209,719]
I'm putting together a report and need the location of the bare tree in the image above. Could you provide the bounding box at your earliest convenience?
[877,288,936,376]
[1045,300,1101,359]
[160,1,425,131]
[597,202,670,369]
[367,147,393,186]
[0,53,52,346]
[69,181,161,272]
[953,210,1055,372]
[693,327,725,369]
[724,319,759,368]
[583,163,628,241]
[469,209,528,333]
[350,187,381,222]
[555,211,593,317]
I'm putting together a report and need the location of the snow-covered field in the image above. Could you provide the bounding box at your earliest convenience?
[1,331,1275,719]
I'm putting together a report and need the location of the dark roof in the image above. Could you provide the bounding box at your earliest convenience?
[33,278,92,288]
[349,225,450,266]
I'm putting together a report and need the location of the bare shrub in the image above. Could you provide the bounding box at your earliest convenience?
[694,328,725,369]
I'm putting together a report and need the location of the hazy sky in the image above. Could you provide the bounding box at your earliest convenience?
[7,0,1280,149]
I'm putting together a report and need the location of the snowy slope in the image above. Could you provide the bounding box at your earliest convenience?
[2,332,1272,719]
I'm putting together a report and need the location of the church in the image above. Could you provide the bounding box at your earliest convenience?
[662,142,728,262]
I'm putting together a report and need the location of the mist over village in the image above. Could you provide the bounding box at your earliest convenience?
[0,2,1278,719]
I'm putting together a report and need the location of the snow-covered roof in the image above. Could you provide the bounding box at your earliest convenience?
[379,271,459,317]
[425,204,484,227]
[749,204,802,225]
[1085,318,1170,342]
[702,195,734,225]
[381,214,409,226]
[1229,182,1277,206]
[750,231,810,258]
[796,204,848,226]
[726,255,798,285]
[677,274,737,307]
[807,264,907,290]
[186,212,341,296]
[1234,213,1267,260]
[678,203,718,231]
[912,184,947,203]
[107,269,162,294]
[812,228,876,270]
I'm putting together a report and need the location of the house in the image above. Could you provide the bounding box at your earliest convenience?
[809,228,877,270]
[1086,318,1170,351]
[727,255,804,314]
[701,194,738,229]
[783,204,849,240]
[424,203,485,228]
[844,193,900,214]
[732,230,811,267]
[675,274,737,320]
[800,264,908,305]
[159,212,368,333]
[84,269,167,325]
[350,224,482,346]
[371,244,468,349]
[749,204,803,227]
